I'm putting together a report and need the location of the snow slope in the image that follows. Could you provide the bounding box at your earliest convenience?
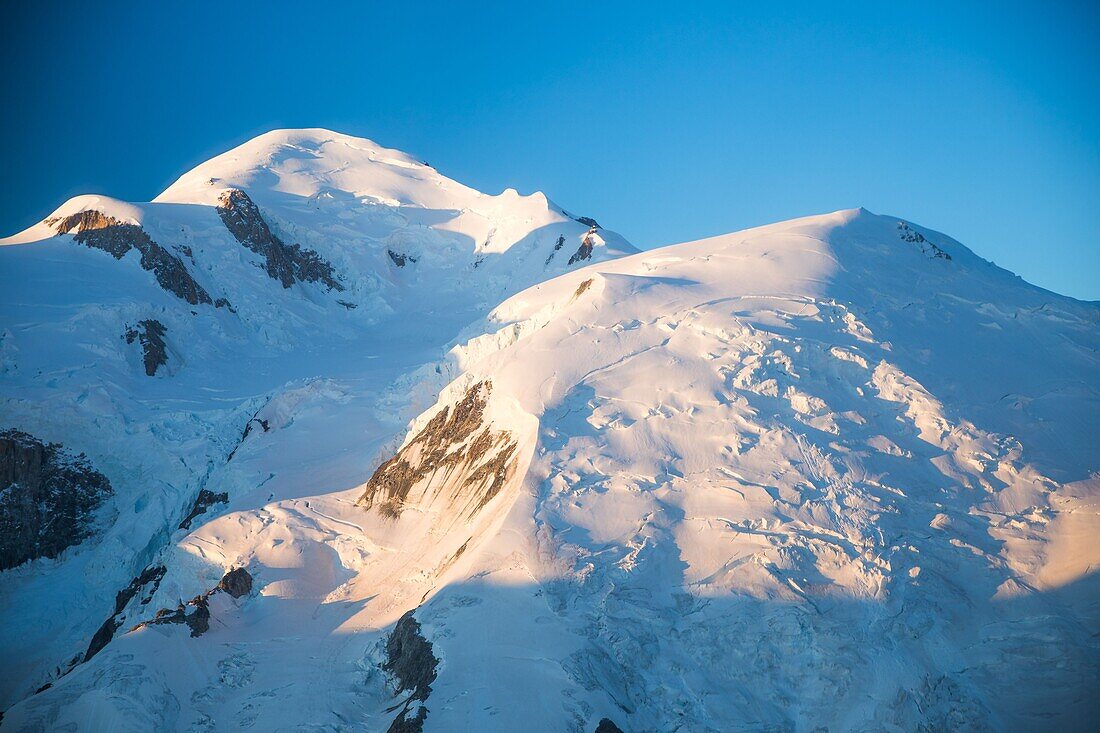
[1,137,1097,732]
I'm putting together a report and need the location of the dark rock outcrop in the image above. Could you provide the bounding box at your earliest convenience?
[144,595,211,637]
[388,250,418,267]
[573,215,601,229]
[546,234,567,265]
[217,567,253,598]
[568,228,598,265]
[241,417,270,441]
[178,488,229,530]
[357,382,518,519]
[84,618,120,663]
[124,319,168,376]
[384,611,438,702]
[49,210,216,306]
[897,221,951,260]
[84,565,166,661]
[136,567,252,638]
[386,706,427,733]
[595,719,625,733]
[0,429,113,571]
[382,610,438,733]
[216,189,343,290]
[227,414,271,462]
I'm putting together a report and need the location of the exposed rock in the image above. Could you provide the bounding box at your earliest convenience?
[49,210,216,306]
[461,429,519,513]
[595,719,625,733]
[115,565,169,615]
[137,567,250,638]
[384,611,438,701]
[183,597,212,636]
[84,565,166,661]
[388,249,418,267]
[357,381,518,519]
[0,429,113,571]
[216,189,343,290]
[84,617,121,662]
[228,415,270,462]
[382,610,438,733]
[572,278,594,300]
[568,228,598,265]
[143,595,210,637]
[546,234,566,265]
[124,319,168,376]
[216,567,253,599]
[897,221,951,260]
[178,488,229,530]
[573,215,601,229]
[241,417,270,441]
[386,706,427,733]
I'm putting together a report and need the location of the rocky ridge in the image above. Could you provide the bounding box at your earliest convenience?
[49,210,216,306]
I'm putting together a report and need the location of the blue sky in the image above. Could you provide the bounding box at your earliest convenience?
[2,1,1097,299]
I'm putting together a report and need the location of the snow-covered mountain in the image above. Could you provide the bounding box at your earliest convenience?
[1,131,1097,732]
[0,129,632,721]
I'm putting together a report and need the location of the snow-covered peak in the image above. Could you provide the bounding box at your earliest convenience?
[1,127,636,354]
[154,128,583,250]
[154,127,637,264]
[156,128,453,206]
[2,194,145,245]
[9,128,635,269]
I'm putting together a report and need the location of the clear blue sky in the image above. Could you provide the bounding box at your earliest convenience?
[2,1,1097,299]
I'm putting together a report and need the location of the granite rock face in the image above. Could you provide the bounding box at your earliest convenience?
[216,189,343,290]
[383,610,439,733]
[0,429,113,571]
[50,210,216,306]
[384,611,438,702]
[216,567,253,599]
[357,381,518,520]
[568,227,598,265]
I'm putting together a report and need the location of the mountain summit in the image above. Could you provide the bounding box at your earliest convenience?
[0,132,1096,732]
